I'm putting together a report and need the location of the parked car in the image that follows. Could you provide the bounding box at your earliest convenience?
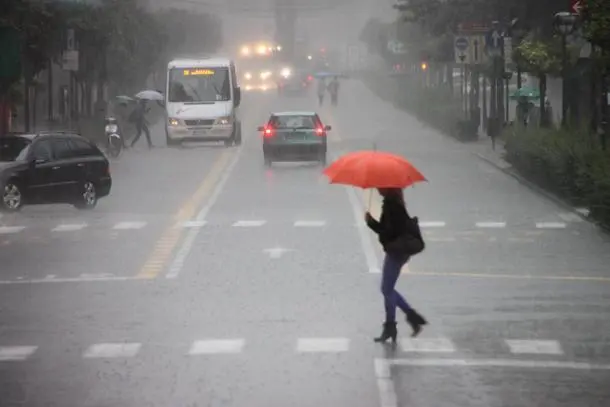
[0,131,112,212]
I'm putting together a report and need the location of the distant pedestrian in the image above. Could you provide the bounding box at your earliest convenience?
[365,188,427,343]
[328,77,339,106]
[129,99,153,148]
[317,78,326,106]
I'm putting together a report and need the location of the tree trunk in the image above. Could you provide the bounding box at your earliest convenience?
[48,59,53,122]
[24,78,30,132]
[539,73,548,127]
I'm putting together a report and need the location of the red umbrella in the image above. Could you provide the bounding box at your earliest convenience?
[323,150,426,189]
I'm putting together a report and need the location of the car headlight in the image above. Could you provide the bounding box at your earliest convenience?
[215,116,231,125]
[105,124,118,133]
[280,68,291,78]
[244,72,252,80]
[168,117,181,126]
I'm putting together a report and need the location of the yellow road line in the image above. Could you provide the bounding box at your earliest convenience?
[405,270,610,283]
[137,150,234,279]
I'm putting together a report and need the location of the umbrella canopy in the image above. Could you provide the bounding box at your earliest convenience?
[510,86,539,100]
[135,90,164,101]
[323,150,426,189]
[313,71,339,79]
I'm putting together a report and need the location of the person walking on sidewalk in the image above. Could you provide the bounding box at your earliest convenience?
[365,188,427,343]
[129,99,153,148]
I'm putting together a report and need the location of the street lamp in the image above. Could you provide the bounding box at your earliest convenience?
[554,11,578,127]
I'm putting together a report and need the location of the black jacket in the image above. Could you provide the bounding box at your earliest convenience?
[366,196,414,252]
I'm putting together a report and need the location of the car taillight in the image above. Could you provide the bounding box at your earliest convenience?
[307,75,313,81]
[315,127,325,136]
[264,128,274,137]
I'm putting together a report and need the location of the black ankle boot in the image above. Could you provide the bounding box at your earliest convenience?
[374,321,398,343]
[406,309,427,337]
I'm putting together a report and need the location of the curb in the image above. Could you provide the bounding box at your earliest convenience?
[474,152,603,230]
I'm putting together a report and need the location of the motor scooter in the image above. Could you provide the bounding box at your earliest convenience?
[104,117,123,158]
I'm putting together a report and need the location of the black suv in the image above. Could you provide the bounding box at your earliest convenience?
[0,131,112,212]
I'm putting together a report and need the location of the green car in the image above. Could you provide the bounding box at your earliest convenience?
[258,111,331,167]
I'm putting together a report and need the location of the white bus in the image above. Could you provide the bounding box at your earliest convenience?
[165,57,242,147]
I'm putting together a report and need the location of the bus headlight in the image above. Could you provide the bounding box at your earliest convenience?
[215,116,231,125]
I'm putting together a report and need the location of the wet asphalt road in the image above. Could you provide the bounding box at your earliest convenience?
[1,80,610,407]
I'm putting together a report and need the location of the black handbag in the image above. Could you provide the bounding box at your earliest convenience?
[386,216,425,256]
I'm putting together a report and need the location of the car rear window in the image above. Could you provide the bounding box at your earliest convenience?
[270,115,316,129]
[68,138,101,157]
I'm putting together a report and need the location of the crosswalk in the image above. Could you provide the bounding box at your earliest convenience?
[0,218,578,235]
[1,336,608,361]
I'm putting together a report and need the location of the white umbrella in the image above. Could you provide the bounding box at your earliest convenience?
[116,95,134,102]
[135,90,164,101]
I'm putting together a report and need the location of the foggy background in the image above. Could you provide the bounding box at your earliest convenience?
[144,0,394,54]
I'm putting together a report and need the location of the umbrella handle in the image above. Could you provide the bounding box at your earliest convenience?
[367,188,373,211]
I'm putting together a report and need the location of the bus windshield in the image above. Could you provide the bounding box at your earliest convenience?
[168,67,231,103]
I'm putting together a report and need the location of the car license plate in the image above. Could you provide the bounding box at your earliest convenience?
[193,130,206,136]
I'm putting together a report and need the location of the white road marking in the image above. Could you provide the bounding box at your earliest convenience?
[83,343,141,358]
[296,338,350,353]
[505,339,563,355]
[419,221,446,228]
[44,274,56,279]
[263,247,292,259]
[113,221,147,230]
[475,221,506,228]
[385,357,610,370]
[188,339,245,355]
[52,223,88,232]
[346,184,381,274]
[232,220,266,227]
[0,346,38,361]
[294,220,326,227]
[79,273,115,279]
[0,275,144,285]
[178,220,207,229]
[400,337,456,353]
[374,359,397,407]
[536,222,567,229]
[166,149,242,279]
[0,226,25,234]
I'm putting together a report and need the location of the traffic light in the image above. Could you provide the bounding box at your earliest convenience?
[420,61,428,71]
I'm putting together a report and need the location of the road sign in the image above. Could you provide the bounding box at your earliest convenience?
[62,50,79,71]
[571,0,583,14]
[485,29,504,55]
[454,36,470,64]
[455,36,469,51]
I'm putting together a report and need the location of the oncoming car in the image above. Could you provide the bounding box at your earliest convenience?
[257,112,331,167]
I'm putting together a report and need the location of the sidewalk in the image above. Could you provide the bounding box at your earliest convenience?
[470,137,510,171]
[469,136,592,222]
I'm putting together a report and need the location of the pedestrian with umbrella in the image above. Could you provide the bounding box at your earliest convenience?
[129,90,162,149]
[323,150,428,342]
